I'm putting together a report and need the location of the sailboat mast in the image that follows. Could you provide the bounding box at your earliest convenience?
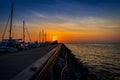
[23,20,25,42]
[45,32,46,42]
[42,29,44,42]
[9,3,14,39]
[39,31,41,42]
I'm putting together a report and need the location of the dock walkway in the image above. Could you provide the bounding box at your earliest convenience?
[0,44,58,80]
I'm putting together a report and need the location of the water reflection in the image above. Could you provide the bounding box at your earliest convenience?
[66,43,120,80]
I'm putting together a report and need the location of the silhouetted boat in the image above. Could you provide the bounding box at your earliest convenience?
[0,3,22,52]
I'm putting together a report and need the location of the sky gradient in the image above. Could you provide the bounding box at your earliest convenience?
[0,0,120,43]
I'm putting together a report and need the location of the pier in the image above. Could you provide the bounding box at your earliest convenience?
[0,44,98,80]
[0,44,58,80]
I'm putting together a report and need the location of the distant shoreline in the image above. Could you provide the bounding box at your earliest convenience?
[65,42,120,44]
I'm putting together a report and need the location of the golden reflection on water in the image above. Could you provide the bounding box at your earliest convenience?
[66,43,120,79]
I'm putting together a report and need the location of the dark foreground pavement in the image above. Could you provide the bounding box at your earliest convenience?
[0,44,57,80]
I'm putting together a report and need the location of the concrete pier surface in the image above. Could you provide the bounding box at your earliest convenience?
[0,44,58,80]
[0,44,99,80]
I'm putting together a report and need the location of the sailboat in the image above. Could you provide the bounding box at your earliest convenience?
[0,3,22,52]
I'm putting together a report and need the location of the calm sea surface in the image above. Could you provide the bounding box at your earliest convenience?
[66,43,120,80]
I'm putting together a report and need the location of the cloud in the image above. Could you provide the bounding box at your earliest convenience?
[18,9,120,32]
[45,16,120,30]
[30,10,48,18]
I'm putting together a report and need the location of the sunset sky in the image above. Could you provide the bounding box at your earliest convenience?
[0,0,120,43]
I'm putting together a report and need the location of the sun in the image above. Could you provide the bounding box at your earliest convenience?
[52,36,57,41]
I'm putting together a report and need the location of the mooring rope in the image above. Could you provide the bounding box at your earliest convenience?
[60,51,68,80]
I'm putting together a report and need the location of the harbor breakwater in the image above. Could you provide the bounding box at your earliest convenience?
[34,44,98,80]
[53,44,99,80]
[10,44,99,80]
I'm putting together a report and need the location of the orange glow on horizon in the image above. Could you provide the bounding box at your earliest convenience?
[1,28,120,43]
[0,19,120,43]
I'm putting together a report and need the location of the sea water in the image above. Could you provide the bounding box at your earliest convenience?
[66,43,120,80]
